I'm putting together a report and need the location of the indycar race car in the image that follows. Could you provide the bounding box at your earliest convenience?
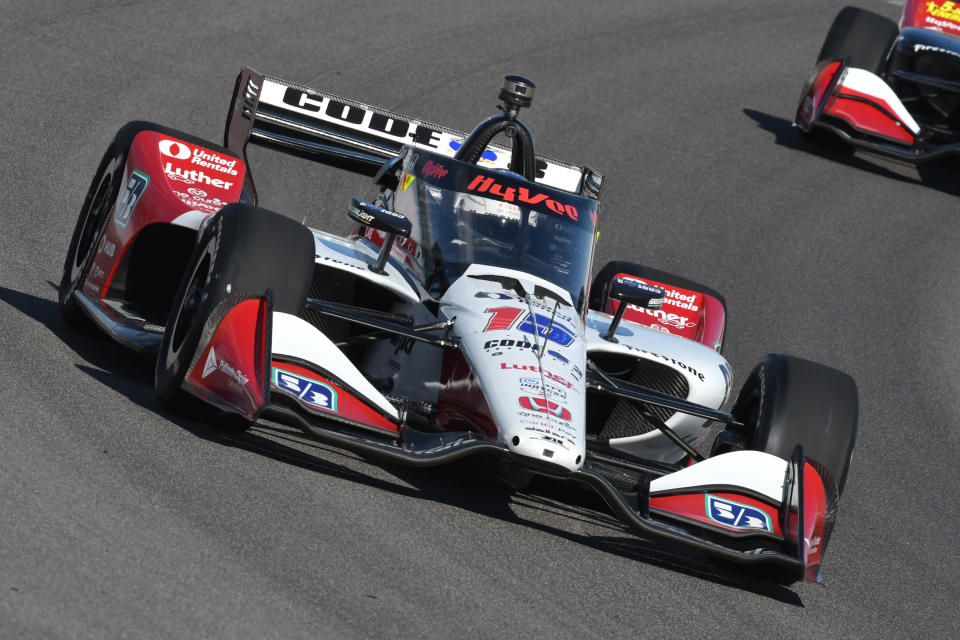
[60,69,858,584]
[796,1,960,161]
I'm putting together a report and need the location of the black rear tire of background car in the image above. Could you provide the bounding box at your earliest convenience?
[816,6,900,74]
[59,121,244,331]
[154,203,315,430]
[588,260,727,352]
[728,353,859,496]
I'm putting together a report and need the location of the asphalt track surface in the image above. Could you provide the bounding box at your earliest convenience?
[2,0,959,637]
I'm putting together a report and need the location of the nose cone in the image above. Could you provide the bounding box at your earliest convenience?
[459,325,587,472]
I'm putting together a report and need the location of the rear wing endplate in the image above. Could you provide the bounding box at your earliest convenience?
[224,67,603,203]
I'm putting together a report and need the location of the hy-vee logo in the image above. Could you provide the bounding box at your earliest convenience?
[705,495,772,532]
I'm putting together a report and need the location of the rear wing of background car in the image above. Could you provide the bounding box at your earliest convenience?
[223,67,603,204]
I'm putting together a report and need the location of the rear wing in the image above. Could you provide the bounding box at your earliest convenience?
[224,67,603,203]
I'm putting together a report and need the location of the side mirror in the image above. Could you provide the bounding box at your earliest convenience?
[348,199,411,274]
[603,277,665,341]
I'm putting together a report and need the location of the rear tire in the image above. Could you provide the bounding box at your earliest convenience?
[154,203,315,429]
[726,354,859,496]
[816,6,899,74]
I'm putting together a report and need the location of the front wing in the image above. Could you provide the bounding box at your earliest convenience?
[184,293,828,583]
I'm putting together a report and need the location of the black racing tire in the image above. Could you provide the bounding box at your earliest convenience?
[154,203,315,429]
[59,121,241,331]
[730,354,859,496]
[816,6,899,74]
[588,261,728,351]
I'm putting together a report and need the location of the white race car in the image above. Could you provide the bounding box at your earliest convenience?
[60,70,858,584]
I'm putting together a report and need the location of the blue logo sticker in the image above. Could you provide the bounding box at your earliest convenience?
[518,313,575,347]
[448,139,498,163]
[705,494,772,532]
[547,349,569,364]
[272,367,338,412]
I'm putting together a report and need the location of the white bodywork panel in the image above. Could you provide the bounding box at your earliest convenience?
[440,264,586,471]
[271,311,399,420]
[650,450,789,503]
[840,67,921,134]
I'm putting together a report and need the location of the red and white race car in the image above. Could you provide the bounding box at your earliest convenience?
[796,1,960,161]
[60,70,858,583]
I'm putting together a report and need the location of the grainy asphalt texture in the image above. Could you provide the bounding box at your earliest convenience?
[2,0,959,638]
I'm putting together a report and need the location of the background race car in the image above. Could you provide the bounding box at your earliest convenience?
[796,1,960,162]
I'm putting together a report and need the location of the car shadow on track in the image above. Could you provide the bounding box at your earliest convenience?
[3,282,804,604]
[743,108,960,198]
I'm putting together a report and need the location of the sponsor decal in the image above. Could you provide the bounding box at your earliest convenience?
[475,291,513,300]
[622,344,707,382]
[349,202,375,225]
[160,138,237,192]
[114,170,149,228]
[422,159,448,179]
[547,349,568,364]
[705,495,772,532]
[467,175,579,221]
[614,275,703,335]
[172,189,228,213]
[163,165,233,190]
[519,396,571,421]
[202,348,218,378]
[159,138,240,176]
[97,236,116,258]
[926,1,960,24]
[518,376,568,400]
[501,363,573,389]
[484,338,535,352]
[272,367,337,412]
[401,174,415,191]
[914,42,960,59]
[89,263,105,280]
[203,347,250,388]
[281,86,443,149]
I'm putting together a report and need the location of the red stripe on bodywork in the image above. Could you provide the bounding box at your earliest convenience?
[187,297,268,418]
[826,88,916,145]
[650,491,783,537]
[269,360,400,435]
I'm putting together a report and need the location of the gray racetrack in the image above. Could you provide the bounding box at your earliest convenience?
[2,0,958,637]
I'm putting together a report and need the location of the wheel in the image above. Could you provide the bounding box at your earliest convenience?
[154,203,315,429]
[588,260,728,352]
[726,354,859,496]
[59,121,244,330]
[816,6,899,74]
